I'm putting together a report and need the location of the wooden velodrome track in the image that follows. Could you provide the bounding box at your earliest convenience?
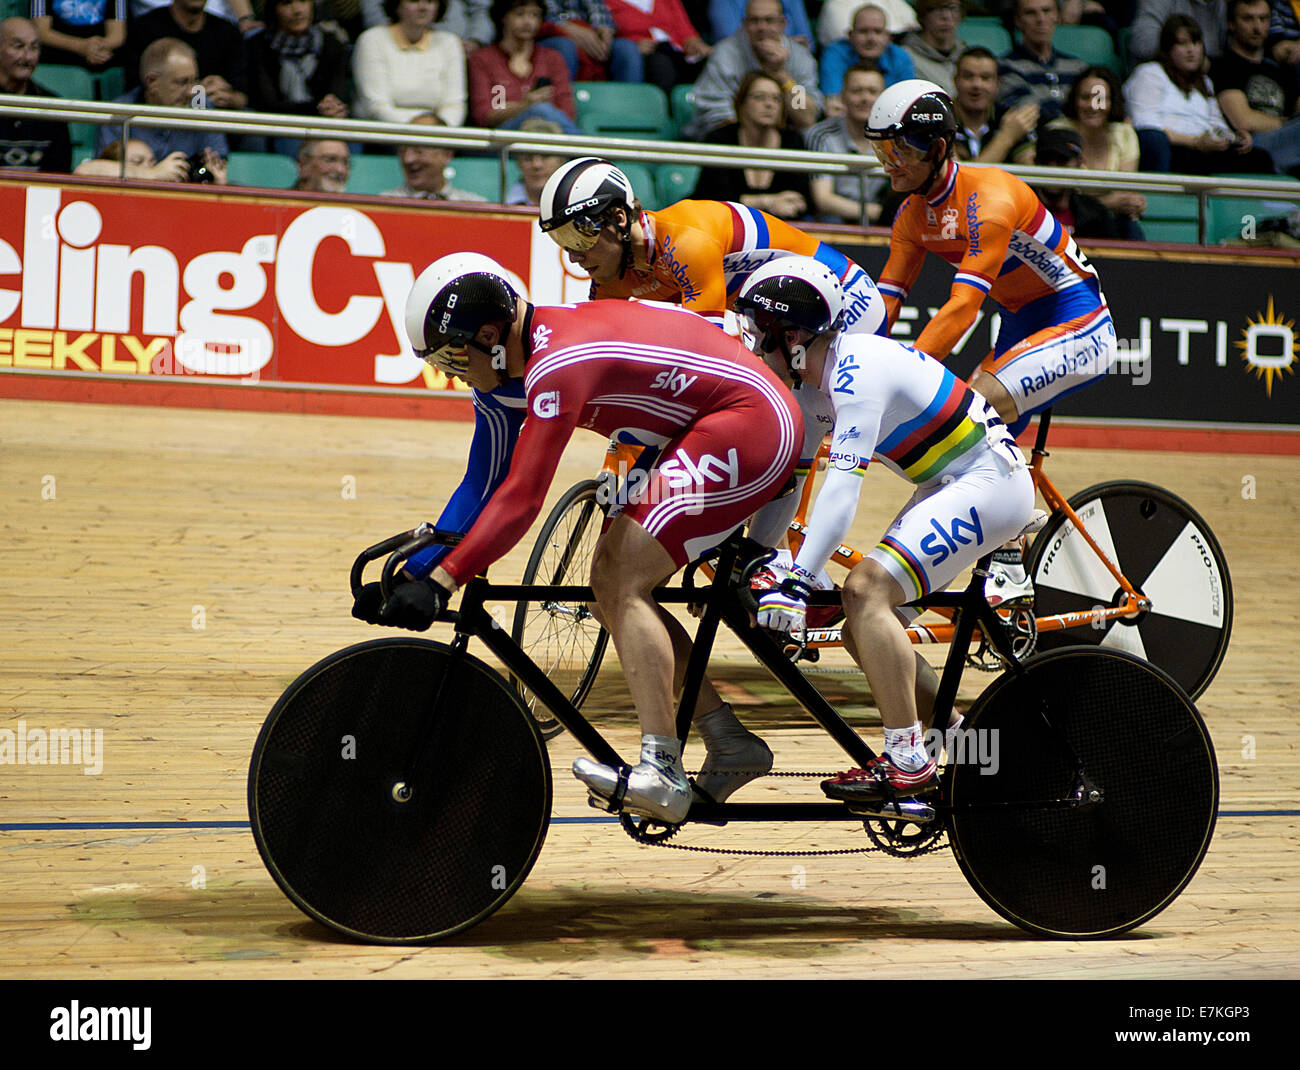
[1,397,1297,980]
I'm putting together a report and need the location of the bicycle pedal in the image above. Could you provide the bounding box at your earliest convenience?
[586,789,620,814]
[848,798,936,823]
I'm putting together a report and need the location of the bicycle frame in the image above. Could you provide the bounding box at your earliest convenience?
[360,528,1024,825]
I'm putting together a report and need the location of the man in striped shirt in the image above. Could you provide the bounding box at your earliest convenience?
[737,256,1034,812]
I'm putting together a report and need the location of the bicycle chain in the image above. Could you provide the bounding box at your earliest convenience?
[615,768,952,859]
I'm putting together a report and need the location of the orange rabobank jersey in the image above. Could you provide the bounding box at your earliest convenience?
[591,200,839,321]
[877,160,1105,361]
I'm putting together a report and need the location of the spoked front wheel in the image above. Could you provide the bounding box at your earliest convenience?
[946,648,1217,938]
[248,638,551,944]
[511,479,611,738]
[1026,481,1232,699]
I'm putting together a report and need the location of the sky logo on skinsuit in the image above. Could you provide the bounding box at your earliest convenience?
[834,351,861,394]
[532,390,560,418]
[918,506,985,566]
[657,446,740,489]
[651,367,698,396]
[532,324,553,352]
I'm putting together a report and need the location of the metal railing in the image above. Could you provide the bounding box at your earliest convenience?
[5,93,1300,245]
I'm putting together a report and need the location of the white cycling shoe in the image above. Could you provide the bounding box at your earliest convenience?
[573,757,693,824]
[693,704,773,803]
[984,557,1036,608]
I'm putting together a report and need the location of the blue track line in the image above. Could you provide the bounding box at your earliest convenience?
[1,811,1296,832]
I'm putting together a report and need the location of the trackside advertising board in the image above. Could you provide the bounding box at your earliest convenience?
[1,175,1296,442]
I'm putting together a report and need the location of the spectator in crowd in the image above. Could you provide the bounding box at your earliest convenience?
[685,0,821,137]
[900,0,963,95]
[1057,0,1121,38]
[804,61,889,222]
[539,0,643,82]
[1125,14,1275,173]
[469,0,581,133]
[99,37,229,164]
[0,16,72,172]
[1271,0,1300,69]
[504,116,570,203]
[1033,125,1140,238]
[354,0,467,126]
[251,0,351,123]
[74,137,191,180]
[693,69,813,219]
[123,0,250,109]
[292,137,351,191]
[952,44,1039,161]
[1048,65,1146,219]
[997,0,1088,124]
[708,0,812,44]
[130,0,257,25]
[1215,0,1300,176]
[440,0,495,51]
[384,112,490,198]
[1130,0,1227,63]
[606,0,712,92]
[821,3,916,118]
[32,0,125,70]
[817,0,916,46]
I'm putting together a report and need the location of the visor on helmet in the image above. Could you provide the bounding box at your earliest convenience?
[869,136,930,169]
[419,339,473,377]
[545,216,604,252]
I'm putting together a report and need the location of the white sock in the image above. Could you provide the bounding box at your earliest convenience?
[883,722,929,771]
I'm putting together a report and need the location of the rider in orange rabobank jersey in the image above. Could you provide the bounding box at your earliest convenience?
[863,79,1118,604]
[536,157,889,337]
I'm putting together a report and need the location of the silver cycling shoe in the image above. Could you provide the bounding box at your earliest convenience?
[573,757,693,824]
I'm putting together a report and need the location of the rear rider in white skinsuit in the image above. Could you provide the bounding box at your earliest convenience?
[737,256,1036,813]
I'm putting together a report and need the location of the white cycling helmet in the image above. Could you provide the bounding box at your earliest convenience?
[864,78,959,168]
[734,257,846,377]
[404,252,518,376]
[538,157,638,254]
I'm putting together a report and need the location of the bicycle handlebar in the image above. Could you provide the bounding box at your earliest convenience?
[349,523,464,598]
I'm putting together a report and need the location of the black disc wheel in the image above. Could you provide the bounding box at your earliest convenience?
[947,648,1218,938]
[511,479,611,739]
[249,638,551,944]
[1026,481,1232,699]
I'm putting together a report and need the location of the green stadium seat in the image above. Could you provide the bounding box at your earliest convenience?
[1142,191,1199,221]
[94,66,125,102]
[1207,195,1298,244]
[346,154,404,195]
[574,82,673,140]
[34,63,96,101]
[958,24,1012,56]
[445,156,507,201]
[1055,25,1122,75]
[33,64,98,148]
[226,151,298,189]
[611,161,660,210]
[656,163,699,206]
[574,82,669,124]
[670,84,696,139]
[1140,220,1199,244]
